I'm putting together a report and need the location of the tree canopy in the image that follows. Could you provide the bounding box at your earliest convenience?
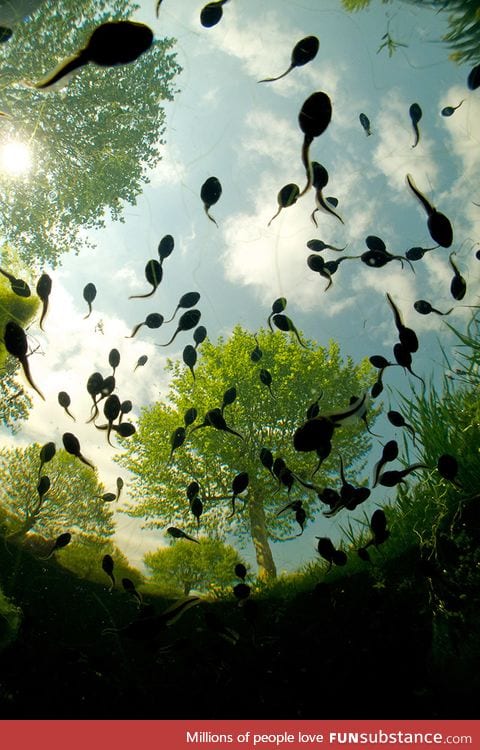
[144,537,244,596]
[0,0,181,267]
[118,325,375,580]
[0,443,115,541]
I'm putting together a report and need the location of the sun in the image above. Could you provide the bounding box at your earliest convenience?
[0,141,33,177]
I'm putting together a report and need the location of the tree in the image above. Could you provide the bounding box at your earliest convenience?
[119,325,375,580]
[144,537,244,596]
[0,444,115,541]
[0,0,181,267]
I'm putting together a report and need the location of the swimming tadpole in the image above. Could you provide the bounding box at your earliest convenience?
[406,174,453,248]
[102,554,115,591]
[250,335,263,363]
[158,234,174,266]
[134,354,148,371]
[386,293,419,353]
[102,394,121,446]
[378,463,427,487]
[228,471,249,518]
[387,410,416,443]
[306,254,333,290]
[316,537,347,570]
[221,386,237,414]
[267,297,287,331]
[272,313,308,349]
[441,101,464,117]
[190,495,203,528]
[200,0,229,28]
[165,292,201,324]
[40,532,72,560]
[3,321,45,400]
[259,35,319,83]
[372,439,399,488]
[184,407,198,427]
[35,20,154,89]
[393,342,425,387]
[157,309,201,347]
[83,283,97,319]
[183,345,197,380]
[359,112,372,136]
[169,426,186,462]
[311,162,343,226]
[129,260,162,300]
[62,432,95,471]
[298,91,332,196]
[409,103,422,148]
[193,325,207,349]
[190,408,244,440]
[58,391,76,421]
[127,312,164,339]
[413,300,453,316]
[36,273,52,331]
[449,253,467,301]
[108,348,120,376]
[307,239,347,253]
[0,268,31,298]
[167,527,200,544]
[268,183,300,227]
[200,177,222,226]
[259,368,275,399]
[39,442,56,478]
[467,64,480,90]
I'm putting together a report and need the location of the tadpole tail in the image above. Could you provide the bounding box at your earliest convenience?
[107,423,115,448]
[35,51,87,89]
[411,124,420,149]
[157,329,179,347]
[78,452,96,471]
[225,426,245,440]
[299,136,314,197]
[63,406,76,422]
[258,64,293,83]
[21,356,45,401]
[126,322,144,338]
[316,192,344,224]
[311,208,319,227]
[129,288,155,300]
[406,174,434,215]
[38,300,49,331]
[267,206,282,227]
[204,205,219,227]
[84,302,92,319]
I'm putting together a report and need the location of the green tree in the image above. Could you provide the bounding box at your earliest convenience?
[0,0,181,267]
[144,537,244,596]
[119,326,375,580]
[0,444,115,541]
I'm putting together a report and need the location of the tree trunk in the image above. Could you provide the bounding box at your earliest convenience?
[248,492,277,580]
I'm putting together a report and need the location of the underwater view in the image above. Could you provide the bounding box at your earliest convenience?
[0,0,479,720]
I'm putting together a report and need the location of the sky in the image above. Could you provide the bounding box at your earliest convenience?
[0,0,479,575]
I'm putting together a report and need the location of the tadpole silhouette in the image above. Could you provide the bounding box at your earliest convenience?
[200,177,222,226]
[35,21,154,89]
[259,35,319,83]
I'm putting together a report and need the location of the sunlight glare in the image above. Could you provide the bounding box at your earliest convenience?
[0,141,32,176]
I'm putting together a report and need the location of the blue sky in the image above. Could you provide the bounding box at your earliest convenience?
[1,0,479,574]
